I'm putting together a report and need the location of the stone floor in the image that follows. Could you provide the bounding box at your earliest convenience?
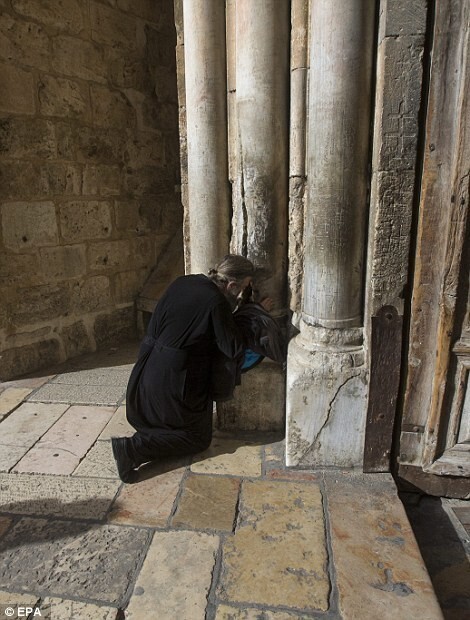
[0,342,467,620]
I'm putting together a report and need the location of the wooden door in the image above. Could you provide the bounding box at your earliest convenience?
[397,1,470,498]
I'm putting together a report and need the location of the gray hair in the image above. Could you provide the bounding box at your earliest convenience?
[208,254,254,286]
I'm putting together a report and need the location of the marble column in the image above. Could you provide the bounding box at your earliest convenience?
[230,0,290,308]
[183,0,230,273]
[217,0,290,431]
[286,1,376,466]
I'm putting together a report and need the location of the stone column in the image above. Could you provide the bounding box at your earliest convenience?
[217,0,290,431]
[183,0,230,273]
[286,1,376,466]
[230,0,289,308]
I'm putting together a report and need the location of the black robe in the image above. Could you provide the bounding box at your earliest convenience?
[126,274,244,463]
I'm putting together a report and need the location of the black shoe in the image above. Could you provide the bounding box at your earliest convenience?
[111,437,138,484]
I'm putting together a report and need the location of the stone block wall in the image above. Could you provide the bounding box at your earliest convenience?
[0,0,182,379]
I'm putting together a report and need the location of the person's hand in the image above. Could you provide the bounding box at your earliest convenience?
[260,297,274,312]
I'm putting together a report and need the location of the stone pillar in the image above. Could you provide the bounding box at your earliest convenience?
[286,1,376,466]
[217,0,290,431]
[230,0,290,308]
[183,0,230,273]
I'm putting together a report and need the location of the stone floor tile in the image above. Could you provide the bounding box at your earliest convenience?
[0,517,11,539]
[0,375,54,390]
[108,465,186,527]
[0,403,69,472]
[125,530,219,619]
[264,438,286,462]
[172,473,240,532]
[27,383,126,406]
[215,605,301,619]
[324,472,444,620]
[265,468,319,482]
[14,405,115,474]
[0,517,150,606]
[0,592,41,615]
[191,437,263,477]
[73,440,120,479]
[99,405,134,440]
[0,473,120,519]
[0,388,33,416]
[40,597,118,619]
[218,479,330,612]
[50,367,130,387]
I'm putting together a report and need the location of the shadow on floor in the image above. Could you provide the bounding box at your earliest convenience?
[400,493,470,619]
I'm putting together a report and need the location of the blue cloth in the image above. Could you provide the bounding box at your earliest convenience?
[241,348,264,372]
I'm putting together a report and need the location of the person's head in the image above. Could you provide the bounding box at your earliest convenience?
[208,254,254,305]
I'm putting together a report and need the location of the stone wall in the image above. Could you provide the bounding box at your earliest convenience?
[0,0,182,379]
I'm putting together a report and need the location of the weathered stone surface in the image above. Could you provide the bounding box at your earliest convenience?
[0,376,53,390]
[70,276,112,313]
[88,237,154,270]
[123,165,173,195]
[40,244,86,279]
[0,61,34,114]
[73,125,125,164]
[218,480,330,611]
[0,592,41,617]
[51,367,130,387]
[0,473,120,519]
[93,306,137,348]
[11,0,85,34]
[218,362,286,431]
[108,465,185,527]
[14,284,71,325]
[41,162,82,196]
[38,74,89,120]
[172,474,240,532]
[0,517,150,605]
[0,402,68,472]
[99,405,134,439]
[382,0,428,37]
[0,13,50,71]
[91,2,137,50]
[216,606,301,620]
[1,202,59,251]
[14,405,114,475]
[191,436,263,477]
[82,164,122,196]
[0,117,55,159]
[124,132,165,167]
[52,36,107,83]
[40,597,117,620]
[61,321,93,358]
[324,472,443,619]
[113,269,148,303]
[73,440,120,479]
[91,84,136,129]
[0,340,62,382]
[0,252,38,286]
[59,201,112,242]
[0,518,11,539]
[125,530,218,619]
[0,387,33,416]
[117,0,162,23]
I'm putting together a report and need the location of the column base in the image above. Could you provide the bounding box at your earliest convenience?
[216,359,285,432]
[286,322,368,468]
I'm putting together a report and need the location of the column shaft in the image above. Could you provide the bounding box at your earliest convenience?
[303,1,375,327]
[183,0,230,273]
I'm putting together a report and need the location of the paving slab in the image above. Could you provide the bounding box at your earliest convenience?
[0,375,54,390]
[50,367,130,387]
[40,597,117,619]
[0,402,69,472]
[172,473,240,532]
[0,592,41,617]
[215,606,302,620]
[99,405,134,439]
[0,473,120,520]
[27,383,126,406]
[191,437,263,477]
[0,387,33,417]
[14,405,115,474]
[218,479,330,612]
[108,465,186,527]
[73,440,120,479]
[125,530,219,620]
[324,472,444,620]
[0,517,150,605]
